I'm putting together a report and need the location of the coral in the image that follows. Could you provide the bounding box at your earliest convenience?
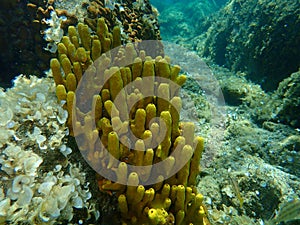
[0,75,97,224]
[0,75,68,150]
[0,145,92,224]
[43,10,67,53]
[50,18,209,225]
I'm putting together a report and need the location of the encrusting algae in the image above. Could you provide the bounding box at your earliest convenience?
[50,17,210,225]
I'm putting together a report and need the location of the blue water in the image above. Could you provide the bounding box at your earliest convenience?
[150,0,229,41]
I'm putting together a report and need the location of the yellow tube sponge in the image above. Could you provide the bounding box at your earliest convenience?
[176,75,187,87]
[170,97,182,140]
[148,208,168,225]
[67,30,79,54]
[78,23,91,51]
[131,108,146,138]
[170,65,181,82]
[75,47,88,63]
[61,57,72,76]
[67,43,76,63]
[96,18,111,53]
[56,84,67,102]
[92,39,101,61]
[132,57,143,80]
[156,111,172,160]
[134,139,145,166]
[118,194,129,217]
[68,26,78,40]
[49,17,210,225]
[65,73,77,92]
[107,131,119,168]
[177,145,193,186]
[73,62,82,82]
[156,58,171,79]
[109,67,124,101]
[112,26,121,48]
[66,91,74,134]
[132,185,145,205]
[120,66,132,87]
[126,172,139,203]
[140,148,154,182]
[174,185,185,212]
[116,162,128,184]
[181,122,195,146]
[188,137,204,185]
[50,58,64,85]
[157,83,170,115]
[57,42,67,55]
[146,103,157,130]
[60,36,70,50]
[92,94,102,123]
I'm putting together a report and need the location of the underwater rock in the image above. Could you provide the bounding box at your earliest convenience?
[246,70,300,129]
[0,0,53,87]
[193,0,300,91]
[273,70,300,128]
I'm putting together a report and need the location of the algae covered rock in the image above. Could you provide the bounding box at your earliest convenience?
[249,70,300,128]
[274,70,300,128]
[194,0,300,91]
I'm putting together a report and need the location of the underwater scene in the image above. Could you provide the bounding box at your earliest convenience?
[0,0,299,224]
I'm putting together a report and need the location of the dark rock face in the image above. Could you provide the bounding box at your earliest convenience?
[0,0,53,88]
[194,0,300,91]
[0,0,162,88]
